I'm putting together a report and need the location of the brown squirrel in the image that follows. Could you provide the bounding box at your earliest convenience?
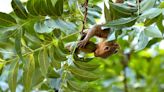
[78,24,119,58]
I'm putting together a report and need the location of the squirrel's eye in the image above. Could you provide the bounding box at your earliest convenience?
[104,46,110,51]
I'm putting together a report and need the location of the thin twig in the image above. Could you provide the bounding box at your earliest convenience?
[122,53,130,92]
[81,0,89,34]
[123,66,128,92]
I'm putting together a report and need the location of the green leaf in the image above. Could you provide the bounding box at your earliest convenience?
[46,0,58,16]
[73,61,99,71]
[38,48,49,77]
[15,29,25,63]
[104,3,111,22]
[54,0,63,16]
[87,16,96,25]
[69,66,99,81]
[158,1,164,8]
[26,0,38,16]
[109,2,137,15]
[11,0,28,19]
[67,80,83,91]
[136,31,149,51]
[8,60,19,92]
[144,26,163,38]
[146,38,162,48]
[0,30,16,40]
[105,17,138,28]
[45,18,77,34]
[0,12,17,28]
[140,0,156,12]
[88,9,101,18]
[0,62,4,75]
[23,54,35,92]
[156,14,164,33]
[58,39,70,54]
[49,46,61,69]
[32,68,44,87]
[52,44,67,61]
[139,8,162,20]
[144,17,158,26]
[47,67,60,78]
[34,20,54,33]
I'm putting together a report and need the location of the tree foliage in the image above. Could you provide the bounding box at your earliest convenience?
[0,0,164,92]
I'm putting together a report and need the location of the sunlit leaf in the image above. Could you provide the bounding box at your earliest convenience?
[8,60,19,92]
[140,0,156,12]
[23,54,35,92]
[109,2,137,15]
[45,18,77,34]
[34,20,54,33]
[105,17,138,28]
[144,26,163,38]
[139,8,162,20]
[38,48,49,77]
[32,68,44,87]
[136,31,149,51]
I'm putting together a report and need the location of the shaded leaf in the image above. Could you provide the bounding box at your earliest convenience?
[26,0,38,15]
[0,12,17,28]
[15,29,25,63]
[49,46,61,69]
[104,3,111,22]
[69,66,99,81]
[47,67,60,78]
[11,0,28,19]
[67,80,83,91]
[156,14,164,33]
[54,0,63,16]
[58,39,70,54]
[144,16,158,26]
[51,44,67,61]
[73,61,99,71]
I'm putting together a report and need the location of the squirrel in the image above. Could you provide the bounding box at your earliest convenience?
[77,24,119,58]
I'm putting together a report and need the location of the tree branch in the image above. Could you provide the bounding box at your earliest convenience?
[81,0,89,34]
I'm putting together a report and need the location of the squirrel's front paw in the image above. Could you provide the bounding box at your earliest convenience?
[78,40,88,48]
